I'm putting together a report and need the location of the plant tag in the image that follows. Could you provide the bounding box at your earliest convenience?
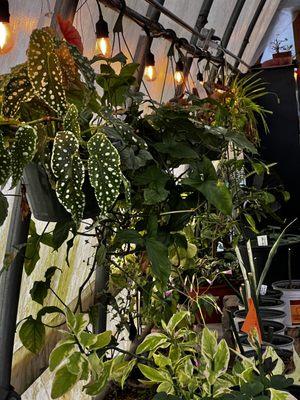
[260,284,268,296]
[257,235,268,247]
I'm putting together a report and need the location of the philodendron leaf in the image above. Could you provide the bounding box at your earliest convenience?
[28,29,67,115]
[10,125,37,187]
[2,66,34,117]
[0,191,8,227]
[0,132,11,185]
[63,104,81,138]
[51,131,85,221]
[87,133,122,215]
[19,316,45,353]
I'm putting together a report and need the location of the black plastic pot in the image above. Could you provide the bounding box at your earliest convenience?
[239,297,285,311]
[238,320,285,335]
[263,288,283,299]
[23,162,99,222]
[234,308,286,324]
[240,333,294,351]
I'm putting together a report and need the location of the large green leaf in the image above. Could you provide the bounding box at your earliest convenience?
[166,311,189,333]
[0,191,8,227]
[10,125,37,187]
[145,238,171,286]
[51,364,80,399]
[63,104,81,138]
[49,340,76,371]
[30,266,59,305]
[19,316,45,353]
[136,333,168,354]
[214,339,230,377]
[201,327,217,360]
[138,364,170,383]
[87,133,122,214]
[51,131,85,221]
[0,132,11,185]
[154,142,199,159]
[28,29,67,115]
[2,66,34,117]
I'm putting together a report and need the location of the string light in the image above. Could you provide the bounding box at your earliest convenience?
[144,49,157,82]
[174,60,184,85]
[95,0,111,57]
[0,0,14,55]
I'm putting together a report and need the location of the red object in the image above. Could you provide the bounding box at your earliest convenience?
[57,14,84,54]
[241,298,262,343]
[193,284,237,323]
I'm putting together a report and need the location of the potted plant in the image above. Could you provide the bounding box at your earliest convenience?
[271,35,293,62]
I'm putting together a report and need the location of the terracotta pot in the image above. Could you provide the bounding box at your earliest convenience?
[192,283,238,323]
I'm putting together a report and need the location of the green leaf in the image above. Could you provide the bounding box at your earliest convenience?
[2,65,34,117]
[66,308,88,334]
[95,243,107,266]
[51,131,85,221]
[84,361,111,395]
[201,327,217,360]
[0,132,11,186]
[28,29,67,115]
[79,330,112,350]
[63,104,81,138]
[51,364,80,398]
[138,364,170,383]
[166,311,189,333]
[69,44,96,90]
[19,316,45,353]
[122,174,131,210]
[120,63,139,77]
[214,339,230,377]
[268,389,288,400]
[136,333,168,354]
[30,266,59,305]
[144,186,169,205]
[49,340,76,371]
[24,223,40,275]
[11,125,37,187]
[145,238,171,286]
[0,191,8,227]
[116,229,144,246]
[87,133,122,214]
[37,305,63,320]
[153,354,171,368]
[241,381,264,396]
[52,221,74,250]
[154,142,199,159]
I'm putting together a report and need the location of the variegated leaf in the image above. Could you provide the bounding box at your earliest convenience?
[11,125,37,187]
[51,131,85,221]
[63,104,80,138]
[87,133,122,214]
[68,44,95,90]
[2,67,34,117]
[0,132,11,186]
[28,29,67,115]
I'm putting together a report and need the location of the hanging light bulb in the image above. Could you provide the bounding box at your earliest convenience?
[144,50,157,82]
[95,1,111,57]
[174,60,184,85]
[0,0,14,55]
[197,71,204,85]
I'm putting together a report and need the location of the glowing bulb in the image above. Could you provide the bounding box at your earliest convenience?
[0,22,13,55]
[174,70,184,85]
[95,36,111,57]
[144,65,157,82]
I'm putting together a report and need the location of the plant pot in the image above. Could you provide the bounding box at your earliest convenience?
[287,385,300,400]
[238,297,285,312]
[23,162,100,222]
[244,348,293,367]
[234,308,286,327]
[263,288,283,299]
[273,280,300,327]
[238,320,285,336]
[240,333,294,352]
[193,284,237,323]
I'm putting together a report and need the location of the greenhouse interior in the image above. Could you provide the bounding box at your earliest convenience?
[2,0,300,399]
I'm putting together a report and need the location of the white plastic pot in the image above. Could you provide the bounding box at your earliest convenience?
[272,280,300,327]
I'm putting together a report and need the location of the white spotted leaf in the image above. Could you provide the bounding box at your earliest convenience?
[11,125,37,187]
[87,133,122,214]
[2,66,35,117]
[0,132,11,186]
[68,44,95,90]
[51,131,85,221]
[63,104,81,138]
[28,29,67,115]
[122,174,131,211]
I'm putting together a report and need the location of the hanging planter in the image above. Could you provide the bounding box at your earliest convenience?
[23,163,99,222]
[272,280,300,327]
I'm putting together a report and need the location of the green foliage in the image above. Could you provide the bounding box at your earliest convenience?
[19,316,45,354]
[28,29,67,114]
[30,266,59,305]
[10,125,37,187]
[0,191,8,227]
[51,131,85,221]
[0,132,11,185]
[87,132,122,215]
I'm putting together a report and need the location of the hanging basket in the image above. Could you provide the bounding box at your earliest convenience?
[23,162,99,222]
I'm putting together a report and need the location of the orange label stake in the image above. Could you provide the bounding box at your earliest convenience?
[241,298,262,343]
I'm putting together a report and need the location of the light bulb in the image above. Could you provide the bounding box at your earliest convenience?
[174,70,184,85]
[95,36,111,57]
[144,65,157,82]
[0,21,13,55]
